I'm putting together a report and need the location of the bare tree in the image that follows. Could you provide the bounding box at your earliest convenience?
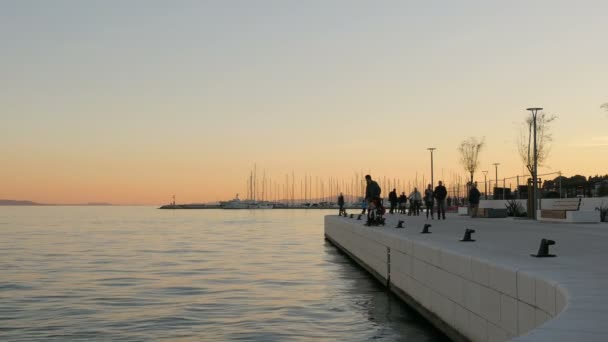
[458,137,485,186]
[517,112,557,177]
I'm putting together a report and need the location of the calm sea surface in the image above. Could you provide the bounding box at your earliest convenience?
[0,207,449,341]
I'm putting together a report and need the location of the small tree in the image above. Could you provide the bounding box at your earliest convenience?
[458,137,485,187]
[517,112,557,177]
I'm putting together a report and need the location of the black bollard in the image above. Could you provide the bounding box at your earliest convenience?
[460,228,476,242]
[396,220,404,228]
[350,214,354,218]
[531,239,556,257]
[421,224,432,234]
[357,215,362,220]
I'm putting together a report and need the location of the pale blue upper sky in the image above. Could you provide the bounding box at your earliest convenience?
[2,1,607,203]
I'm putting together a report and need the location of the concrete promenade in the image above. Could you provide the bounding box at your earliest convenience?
[324,212,608,342]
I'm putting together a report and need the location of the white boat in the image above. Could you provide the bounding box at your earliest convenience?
[220,194,274,209]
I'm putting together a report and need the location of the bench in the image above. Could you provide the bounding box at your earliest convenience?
[539,198,600,223]
[479,208,508,218]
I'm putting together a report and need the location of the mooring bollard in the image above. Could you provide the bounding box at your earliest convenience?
[396,220,404,228]
[421,224,431,234]
[349,214,354,218]
[460,228,476,242]
[531,239,556,257]
[357,215,362,220]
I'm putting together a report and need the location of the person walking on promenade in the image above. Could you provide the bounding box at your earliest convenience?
[388,188,398,214]
[365,175,382,219]
[338,192,346,216]
[468,183,481,218]
[361,198,367,215]
[398,192,407,214]
[409,187,422,216]
[424,184,435,219]
[434,180,448,220]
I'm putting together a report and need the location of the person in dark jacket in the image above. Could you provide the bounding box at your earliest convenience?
[468,183,481,218]
[424,184,435,219]
[434,180,448,220]
[365,175,382,219]
[388,188,398,214]
[338,192,346,216]
[398,192,407,214]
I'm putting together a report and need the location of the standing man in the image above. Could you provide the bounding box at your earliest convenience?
[434,180,448,220]
[409,187,422,216]
[388,188,398,214]
[468,183,481,218]
[338,192,346,216]
[365,175,382,219]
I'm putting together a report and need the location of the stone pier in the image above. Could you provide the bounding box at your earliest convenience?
[324,213,608,341]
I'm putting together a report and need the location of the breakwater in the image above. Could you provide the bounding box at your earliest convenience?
[325,213,608,341]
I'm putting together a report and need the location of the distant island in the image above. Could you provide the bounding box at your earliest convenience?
[0,199,113,206]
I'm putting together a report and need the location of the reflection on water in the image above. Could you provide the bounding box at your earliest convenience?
[0,207,449,341]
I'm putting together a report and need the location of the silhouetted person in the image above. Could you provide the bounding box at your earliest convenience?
[424,184,435,219]
[469,183,481,218]
[338,192,346,216]
[388,188,398,214]
[398,192,407,214]
[365,175,381,220]
[447,196,452,207]
[434,181,448,220]
[409,187,422,216]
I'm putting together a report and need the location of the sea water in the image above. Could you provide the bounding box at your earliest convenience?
[0,207,449,341]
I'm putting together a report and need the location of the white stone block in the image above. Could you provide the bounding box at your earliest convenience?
[556,286,567,313]
[535,308,551,327]
[412,258,429,285]
[453,304,470,335]
[500,294,518,335]
[489,264,517,297]
[471,258,490,286]
[517,301,536,335]
[480,286,501,325]
[465,280,483,316]
[535,279,556,315]
[432,294,455,328]
[438,270,465,306]
[441,250,472,280]
[488,322,511,342]
[517,271,536,306]
[413,242,441,265]
[469,312,488,342]
[391,250,411,276]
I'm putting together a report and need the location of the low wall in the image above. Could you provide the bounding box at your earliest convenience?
[324,216,569,342]
[480,198,607,211]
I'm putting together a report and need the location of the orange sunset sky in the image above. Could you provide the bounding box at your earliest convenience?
[2,1,607,205]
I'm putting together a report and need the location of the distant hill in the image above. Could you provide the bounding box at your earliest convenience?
[0,199,44,206]
[0,200,113,206]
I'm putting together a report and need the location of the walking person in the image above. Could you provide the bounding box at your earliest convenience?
[468,183,481,218]
[434,181,448,220]
[338,192,346,216]
[388,188,398,214]
[409,187,422,216]
[424,184,435,219]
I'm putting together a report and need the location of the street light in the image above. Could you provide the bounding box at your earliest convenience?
[493,163,500,200]
[527,107,543,219]
[482,170,488,199]
[427,148,436,187]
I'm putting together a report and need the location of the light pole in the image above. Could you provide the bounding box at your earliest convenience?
[493,163,500,200]
[482,170,488,199]
[527,107,543,219]
[427,148,436,187]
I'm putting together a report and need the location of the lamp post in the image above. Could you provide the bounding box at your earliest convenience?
[493,163,500,200]
[527,107,543,219]
[482,170,488,199]
[427,148,436,187]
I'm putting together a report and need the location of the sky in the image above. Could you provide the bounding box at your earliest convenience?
[1,0,607,205]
